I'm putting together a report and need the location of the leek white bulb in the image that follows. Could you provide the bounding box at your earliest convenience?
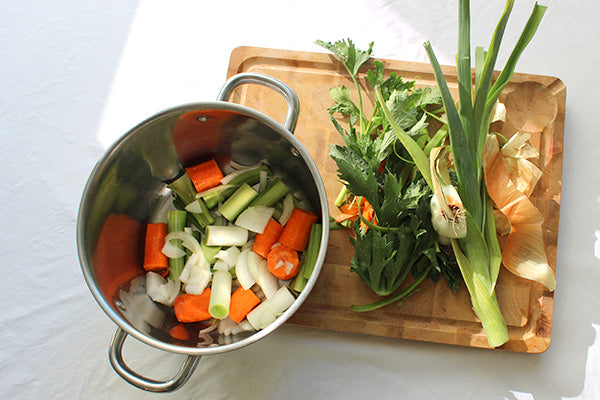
[430,184,467,242]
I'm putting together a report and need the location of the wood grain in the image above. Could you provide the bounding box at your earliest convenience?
[226,46,565,353]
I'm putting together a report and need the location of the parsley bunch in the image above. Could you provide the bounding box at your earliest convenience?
[317,39,460,311]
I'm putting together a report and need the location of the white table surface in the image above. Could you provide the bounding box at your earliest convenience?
[2,0,599,399]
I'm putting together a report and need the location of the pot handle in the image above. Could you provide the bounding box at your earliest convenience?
[108,327,200,393]
[217,72,300,133]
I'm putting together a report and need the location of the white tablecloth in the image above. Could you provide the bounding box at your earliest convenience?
[2,0,599,398]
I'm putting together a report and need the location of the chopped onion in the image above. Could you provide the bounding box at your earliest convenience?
[278,193,294,226]
[165,231,203,255]
[259,170,268,192]
[228,159,267,171]
[184,200,204,214]
[146,272,180,306]
[241,239,254,251]
[217,317,255,336]
[247,251,279,299]
[265,286,296,316]
[161,240,186,259]
[179,252,212,294]
[235,206,274,233]
[284,261,295,275]
[213,259,230,272]
[246,302,277,330]
[215,246,241,267]
[235,248,256,290]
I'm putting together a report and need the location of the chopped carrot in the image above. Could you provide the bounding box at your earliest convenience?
[143,223,168,271]
[228,287,261,324]
[169,324,190,341]
[267,244,301,280]
[186,159,224,193]
[252,218,283,258]
[173,289,212,323]
[359,200,377,231]
[278,208,318,251]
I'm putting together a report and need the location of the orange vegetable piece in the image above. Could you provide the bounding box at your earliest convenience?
[143,223,168,271]
[267,245,301,280]
[169,324,190,341]
[278,208,318,251]
[173,289,212,323]
[186,159,224,193]
[228,287,261,324]
[252,218,283,258]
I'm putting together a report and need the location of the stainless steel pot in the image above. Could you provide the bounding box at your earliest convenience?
[76,73,329,392]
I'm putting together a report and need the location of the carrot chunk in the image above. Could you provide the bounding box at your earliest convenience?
[228,287,261,324]
[278,208,318,251]
[252,218,283,258]
[173,289,212,323]
[169,324,190,341]
[143,223,168,271]
[267,244,301,280]
[186,159,224,193]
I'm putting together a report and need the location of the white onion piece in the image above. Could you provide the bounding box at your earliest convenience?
[205,226,248,247]
[284,261,295,275]
[235,206,274,234]
[146,272,180,306]
[235,249,256,290]
[246,302,277,330]
[215,246,241,267]
[265,286,296,316]
[228,159,267,171]
[179,252,212,294]
[213,259,230,272]
[164,231,203,255]
[217,317,255,336]
[278,193,294,226]
[184,200,204,214]
[247,251,279,299]
[259,170,268,192]
[241,239,254,251]
[161,240,186,259]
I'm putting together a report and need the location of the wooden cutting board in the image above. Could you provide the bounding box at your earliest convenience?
[226,46,565,353]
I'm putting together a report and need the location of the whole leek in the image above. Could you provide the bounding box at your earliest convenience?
[420,0,547,347]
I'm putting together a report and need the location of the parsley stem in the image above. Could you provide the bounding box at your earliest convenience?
[350,269,429,312]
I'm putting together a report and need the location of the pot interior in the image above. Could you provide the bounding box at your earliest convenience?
[78,103,326,352]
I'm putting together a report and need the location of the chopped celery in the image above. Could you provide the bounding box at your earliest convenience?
[302,223,322,279]
[168,172,214,228]
[204,165,270,208]
[218,183,258,222]
[167,210,187,281]
[292,223,322,292]
[249,178,290,207]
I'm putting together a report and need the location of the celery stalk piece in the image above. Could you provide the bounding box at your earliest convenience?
[204,165,271,208]
[208,270,232,319]
[168,173,213,228]
[167,210,187,281]
[302,223,322,280]
[218,183,259,222]
[249,178,290,207]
